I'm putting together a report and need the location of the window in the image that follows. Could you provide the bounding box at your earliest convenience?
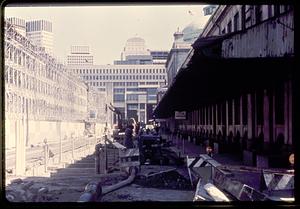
[255,5,262,24]
[241,5,246,30]
[274,5,280,16]
[227,20,232,33]
[234,12,239,31]
[113,94,125,102]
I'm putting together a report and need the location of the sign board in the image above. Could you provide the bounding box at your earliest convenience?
[175,111,186,120]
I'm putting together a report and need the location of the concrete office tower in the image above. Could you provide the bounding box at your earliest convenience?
[6,17,26,37]
[26,20,54,55]
[67,45,94,65]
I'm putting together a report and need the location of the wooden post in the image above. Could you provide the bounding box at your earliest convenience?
[44,141,48,173]
[99,147,107,174]
[72,135,75,161]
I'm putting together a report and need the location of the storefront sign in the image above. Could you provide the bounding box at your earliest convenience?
[175,111,186,120]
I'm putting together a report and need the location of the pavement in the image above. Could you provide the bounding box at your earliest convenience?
[171,137,244,166]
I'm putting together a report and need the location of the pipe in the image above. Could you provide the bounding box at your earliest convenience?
[77,166,138,202]
[78,181,102,202]
[102,166,138,195]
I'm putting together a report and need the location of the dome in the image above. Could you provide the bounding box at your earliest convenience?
[182,21,203,43]
[127,37,145,43]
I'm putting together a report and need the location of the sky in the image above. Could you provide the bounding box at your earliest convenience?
[5,4,211,65]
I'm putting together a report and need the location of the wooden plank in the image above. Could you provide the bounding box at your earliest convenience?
[112,142,126,149]
[119,161,140,168]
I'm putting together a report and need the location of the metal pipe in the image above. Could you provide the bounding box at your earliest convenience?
[102,166,138,195]
[78,181,102,202]
[77,166,138,202]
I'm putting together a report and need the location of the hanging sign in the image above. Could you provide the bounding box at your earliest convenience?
[175,111,186,120]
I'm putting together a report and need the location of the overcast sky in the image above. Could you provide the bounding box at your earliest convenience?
[5,4,211,65]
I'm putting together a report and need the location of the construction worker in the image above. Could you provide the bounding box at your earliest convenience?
[124,124,134,149]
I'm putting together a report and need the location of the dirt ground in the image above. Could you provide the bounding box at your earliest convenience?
[5,165,195,202]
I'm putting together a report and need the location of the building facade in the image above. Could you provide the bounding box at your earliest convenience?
[150,50,169,65]
[4,19,108,150]
[166,22,203,86]
[67,45,94,66]
[6,17,26,37]
[155,5,294,168]
[67,64,167,124]
[68,37,168,125]
[25,19,54,55]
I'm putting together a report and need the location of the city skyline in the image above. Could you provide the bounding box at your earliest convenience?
[5,4,210,65]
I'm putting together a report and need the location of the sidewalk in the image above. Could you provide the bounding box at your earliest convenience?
[171,136,243,166]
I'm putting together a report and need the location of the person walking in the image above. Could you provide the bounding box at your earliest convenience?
[124,124,134,148]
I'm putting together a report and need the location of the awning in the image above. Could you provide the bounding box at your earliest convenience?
[154,55,294,119]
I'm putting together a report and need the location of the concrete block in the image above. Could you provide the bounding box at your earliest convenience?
[213,143,219,154]
[243,150,255,166]
[256,155,269,168]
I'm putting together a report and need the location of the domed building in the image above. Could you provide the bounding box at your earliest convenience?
[121,36,151,61]
[182,21,203,44]
[167,21,203,86]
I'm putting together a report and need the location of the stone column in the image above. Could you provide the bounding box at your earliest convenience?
[263,89,270,144]
[226,101,229,135]
[215,104,218,127]
[212,105,215,134]
[247,94,253,139]
[288,80,293,146]
[272,92,276,144]
[253,92,257,138]
[57,122,62,163]
[204,106,207,127]
[232,99,235,127]
[240,96,243,127]
[15,119,25,175]
[284,82,289,145]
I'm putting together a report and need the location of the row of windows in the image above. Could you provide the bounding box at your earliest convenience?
[76,68,166,74]
[82,74,165,81]
[5,43,86,93]
[5,93,86,121]
[221,5,293,35]
[26,20,52,33]
[5,66,87,105]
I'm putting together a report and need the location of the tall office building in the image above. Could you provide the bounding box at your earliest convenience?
[67,45,94,65]
[150,50,169,65]
[26,20,54,55]
[67,37,168,124]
